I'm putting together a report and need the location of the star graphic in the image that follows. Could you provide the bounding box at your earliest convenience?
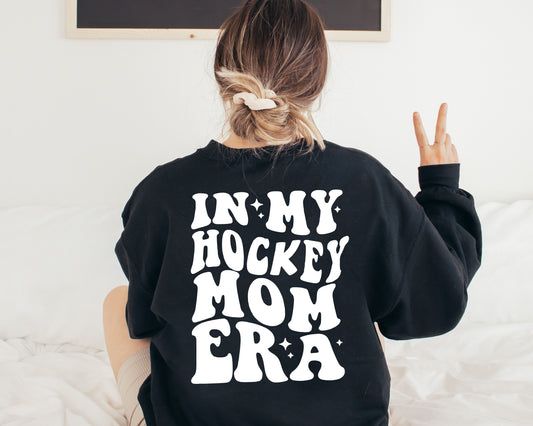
[279,338,291,350]
[336,339,343,346]
[288,353,294,359]
[251,198,263,211]
[258,212,264,219]
[334,206,341,213]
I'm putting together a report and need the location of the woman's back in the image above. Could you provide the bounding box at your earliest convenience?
[115,137,482,425]
[107,2,482,424]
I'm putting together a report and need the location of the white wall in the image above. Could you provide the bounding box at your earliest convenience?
[1,0,531,207]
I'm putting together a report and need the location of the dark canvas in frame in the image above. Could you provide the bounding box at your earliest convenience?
[76,0,382,31]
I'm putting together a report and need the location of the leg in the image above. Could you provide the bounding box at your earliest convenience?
[103,286,151,426]
[103,285,150,379]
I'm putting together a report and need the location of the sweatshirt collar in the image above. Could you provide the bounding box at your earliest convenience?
[198,138,317,164]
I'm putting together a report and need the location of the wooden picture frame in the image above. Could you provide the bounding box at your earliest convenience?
[66,0,390,42]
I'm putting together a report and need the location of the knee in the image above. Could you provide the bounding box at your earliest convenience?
[103,285,128,318]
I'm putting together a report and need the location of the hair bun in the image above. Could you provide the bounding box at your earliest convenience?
[213,0,327,151]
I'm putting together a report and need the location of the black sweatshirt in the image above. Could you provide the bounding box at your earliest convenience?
[114,138,482,426]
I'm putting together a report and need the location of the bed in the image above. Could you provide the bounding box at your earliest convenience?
[1,200,532,425]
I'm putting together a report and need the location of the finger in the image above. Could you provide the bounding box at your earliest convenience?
[434,103,448,144]
[451,143,459,162]
[413,112,429,148]
[444,132,452,145]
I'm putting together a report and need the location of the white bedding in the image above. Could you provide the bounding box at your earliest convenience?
[1,200,532,425]
[0,339,124,426]
[386,321,533,425]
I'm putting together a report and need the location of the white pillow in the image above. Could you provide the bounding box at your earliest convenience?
[0,205,125,350]
[462,200,533,324]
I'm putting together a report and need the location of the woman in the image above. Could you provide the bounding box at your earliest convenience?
[103,1,482,425]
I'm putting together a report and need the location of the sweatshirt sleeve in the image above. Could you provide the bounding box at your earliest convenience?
[114,168,168,339]
[375,163,483,340]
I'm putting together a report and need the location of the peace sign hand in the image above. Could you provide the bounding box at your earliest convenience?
[413,103,459,166]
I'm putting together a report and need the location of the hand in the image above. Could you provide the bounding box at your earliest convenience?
[413,102,459,166]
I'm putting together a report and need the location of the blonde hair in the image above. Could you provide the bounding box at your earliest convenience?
[214,0,329,156]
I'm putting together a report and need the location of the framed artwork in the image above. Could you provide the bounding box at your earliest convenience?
[66,0,390,42]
